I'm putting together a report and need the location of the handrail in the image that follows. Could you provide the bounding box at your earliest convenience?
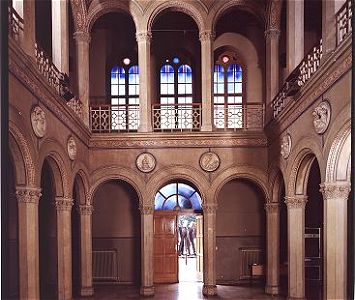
[336,0,352,46]
[8,6,24,41]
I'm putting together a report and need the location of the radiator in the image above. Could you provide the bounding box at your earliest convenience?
[93,249,119,282]
[239,247,262,279]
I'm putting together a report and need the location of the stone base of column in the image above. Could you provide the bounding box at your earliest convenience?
[265,285,280,295]
[202,284,217,296]
[80,286,94,296]
[140,285,155,297]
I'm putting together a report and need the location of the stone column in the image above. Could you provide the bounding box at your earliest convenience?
[320,182,350,300]
[78,205,94,296]
[265,202,281,295]
[286,0,304,75]
[16,186,41,300]
[284,195,307,300]
[265,29,280,106]
[74,31,90,127]
[139,205,154,296]
[55,197,74,300]
[136,31,153,133]
[22,0,36,57]
[202,203,217,296]
[199,30,215,132]
[51,0,69,74]
[321,0,336,61]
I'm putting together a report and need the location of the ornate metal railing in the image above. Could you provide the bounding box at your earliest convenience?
[66,98,83,119]
[297,40,323,87]
[213,103,264,130]
[336,0,352,46]
[153,103,202,132]
[90,104,139,133]
[8,6,23,41]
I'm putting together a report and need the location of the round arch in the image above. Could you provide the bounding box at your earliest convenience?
[72,171,88,206]
[269,168,286,203]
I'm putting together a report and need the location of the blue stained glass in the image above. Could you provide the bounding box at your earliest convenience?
[178,183,195,198]
[160,183,176,198]
[173,57,180,64]
[236,71,242,82]
[129,65,139,74]
[161,64,174,74]
[228,82,234,93]
[111,66,119,73]
[189,192,202,210]
[155,193,165,210]
[178,195,193,209]
[163,195,178,210]
[178,64,192,74]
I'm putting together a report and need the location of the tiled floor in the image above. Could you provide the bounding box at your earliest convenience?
[74,283,286,300]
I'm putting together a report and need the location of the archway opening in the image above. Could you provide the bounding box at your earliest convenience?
[278,175,287,295]
[216,178,266,286]
[153,180,203,284]
[92,179,141,286]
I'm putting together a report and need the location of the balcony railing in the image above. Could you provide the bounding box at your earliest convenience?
[336,0,352,46]
[214,103,264,130]
[8,6,23,41]
[153,103,202,132]
[90,104,139,133]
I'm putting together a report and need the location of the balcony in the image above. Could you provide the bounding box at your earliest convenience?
[8,6,23,42]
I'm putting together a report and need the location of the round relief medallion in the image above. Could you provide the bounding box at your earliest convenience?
[136,152,156,173]
[67,136,77,161]
[312,100,331,134]
[199,151,220,172]
[280,133,292,159]
[31,106,46,138]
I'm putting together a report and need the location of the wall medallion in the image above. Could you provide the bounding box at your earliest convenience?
[199,151,220,172]
[280,133,292,159]
[312,100,331,134]
[67,136,77,161]
[30,106,46,138]
[136,152,156,173]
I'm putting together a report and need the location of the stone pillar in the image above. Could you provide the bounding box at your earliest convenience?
[265,29,280,105]
[22,0,36,57]
[51,0,69,74]
[136,31,153,133]
[74,31,90,127]
[78,205,94,296]
[139,205,154,296]
[199,30,215,132]
[320,182,350,300]
[16,186,41,300]
[265,202,281,295]
[202,203,217,296]
[55,197,73,300]
[286,0,304,74]
[321,0,336,61]
[284,195,307,300]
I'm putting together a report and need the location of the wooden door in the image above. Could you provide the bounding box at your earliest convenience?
[196,215,203,280]
[153,211,178,283]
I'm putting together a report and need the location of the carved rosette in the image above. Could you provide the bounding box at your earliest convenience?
[199,151,220,172]
[202,285,217,296]
[136,152,156,173]
[31,106,46,138]
[264,202,280,213]
[280,133,292,159]
[135,31,152,44]
[55,197,74,211]
[78,205,94,215]
[202,203,218,214]
[16,187,42,204]
[284,196,308,209]
[320,182,351,200]
[199,30,215,42]
[312,100,331,134]
[67,136,77,161]
[139,205,154,215]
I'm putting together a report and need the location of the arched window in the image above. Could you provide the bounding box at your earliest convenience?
[155,182,202,211]
[110,63,139,131]
[213,52,244,129]
[158,58,195,130]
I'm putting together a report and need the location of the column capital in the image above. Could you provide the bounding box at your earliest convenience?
[264,202,280,213]
[202,203,218,213]
[199,30,215,42]
[264,28,281,39]
[284,195,308,209]
[139,205,154,215]
[135,31,152,43]
[78,204,94,215]
[55,197,74,211]
[320,182,351,200]
[16,186,42,204]
[74,31,91,44]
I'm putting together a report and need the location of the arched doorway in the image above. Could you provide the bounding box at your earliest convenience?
[92,180,141,286]
[216,178,266,285]
[153,181,203,284]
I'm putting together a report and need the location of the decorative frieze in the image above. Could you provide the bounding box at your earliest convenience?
[78,205,94,215]
[31,106,46,138]
[280,133,292,159]
[55,197,74,211]
[16,187,42,204]
[320,182,351,200]
[284,195,308,209]
[264,202,280,213]
[312,100,331,134]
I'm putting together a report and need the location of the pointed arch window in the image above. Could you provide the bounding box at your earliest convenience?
[110,64,139,131]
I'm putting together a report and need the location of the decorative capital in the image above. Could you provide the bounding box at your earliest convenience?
[74,31,91,44]
[264,202,280,213]
[55,197,74,211]
[139,205,154,215]
[264,28,280,39]
[284,195,308,209]
[320,182,350,200]
[202,203,218,214]
[78,205,94,215]
[135,31,152,43]
[199,30,215,42]
[16,186,42,204]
